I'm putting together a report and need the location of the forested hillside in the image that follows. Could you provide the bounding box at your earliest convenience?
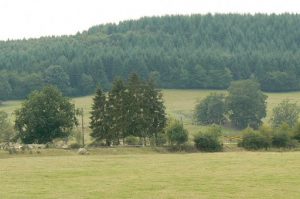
[1,14,300,100]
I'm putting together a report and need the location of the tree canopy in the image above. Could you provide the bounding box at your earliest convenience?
[90,74,166,146]
[226,80,267,129]
[2,14,300,99]
[194,93,226,125]
[14,86,77,144]
[270,100,300,128]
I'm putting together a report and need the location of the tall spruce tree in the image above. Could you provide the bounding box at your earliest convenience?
[143,78,167,145]
[90,87,111,145]
[107,78,127,144]
[127,73,145,139]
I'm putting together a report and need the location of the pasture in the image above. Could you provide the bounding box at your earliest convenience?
[1,151,300,198]
[1,90,300,198]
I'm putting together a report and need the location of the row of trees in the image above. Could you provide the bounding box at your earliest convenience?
[195,79,300,131]
[2,14,300,99]
[90,74,166,146]
[0,74,166,145]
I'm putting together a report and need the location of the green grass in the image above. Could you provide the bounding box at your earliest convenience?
[1,90,300,198]
[1,151,300,199]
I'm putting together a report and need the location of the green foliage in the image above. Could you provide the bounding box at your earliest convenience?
[0,111,15,143]
[293,122,300,142]
[166,119,188,146]
[150,133,167,146]
[14,86,77,144]
[3,15,300,99]
[0,77,12,100]
[90,87,111,145]
[89,74,166,146]
[194,125,223,152]
[272,124,295,148]
[194,93,226,125]
[270,100,300,128]
[226,80,267,129]
[125,136,140,146]
[44,65,70,93]
[238,128,271,150]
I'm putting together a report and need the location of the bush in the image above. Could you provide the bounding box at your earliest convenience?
[194,125,223,152]
[272,123,296,148]
[272,132,291,148]
[238,128,271,150]
[166,120,188,147]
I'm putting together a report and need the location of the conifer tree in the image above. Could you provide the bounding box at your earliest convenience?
[90,87,111,145]
[107,78,127,144]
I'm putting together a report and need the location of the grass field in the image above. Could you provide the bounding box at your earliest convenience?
[1,151,300,199]
[1,89,300,198]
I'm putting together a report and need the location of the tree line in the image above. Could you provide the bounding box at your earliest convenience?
[2,14,300,100]
[1,77,300,152]
[0,74,166,146]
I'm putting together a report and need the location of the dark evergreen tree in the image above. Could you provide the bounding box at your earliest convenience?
[89,87,112,145]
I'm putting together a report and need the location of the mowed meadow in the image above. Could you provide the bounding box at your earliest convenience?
[1,151,300,199]
[1,89,300,198]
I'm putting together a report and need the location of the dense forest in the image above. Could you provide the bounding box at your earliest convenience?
[1,14,300,100]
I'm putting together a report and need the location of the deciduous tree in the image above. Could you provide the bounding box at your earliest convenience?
[15,86,77,144]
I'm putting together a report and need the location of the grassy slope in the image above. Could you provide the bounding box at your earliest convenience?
[1,152,300,199]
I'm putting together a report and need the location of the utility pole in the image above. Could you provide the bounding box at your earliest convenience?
[81,108,84,147]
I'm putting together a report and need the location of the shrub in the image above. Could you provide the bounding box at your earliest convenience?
[272,132,291,148]
[238,128,271,150]
[166,120,188,147]
[272,123,296,148]
[194,125,223,152]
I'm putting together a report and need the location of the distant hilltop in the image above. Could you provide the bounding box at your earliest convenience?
[1,14,300,100]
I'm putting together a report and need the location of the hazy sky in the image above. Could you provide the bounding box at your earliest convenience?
[1,0,300,40]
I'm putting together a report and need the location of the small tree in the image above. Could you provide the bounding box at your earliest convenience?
[166,119,188,147]
[194,93,226,125]
[226,80,267,129]
[270,100,300,128]
[15,86,77,144]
